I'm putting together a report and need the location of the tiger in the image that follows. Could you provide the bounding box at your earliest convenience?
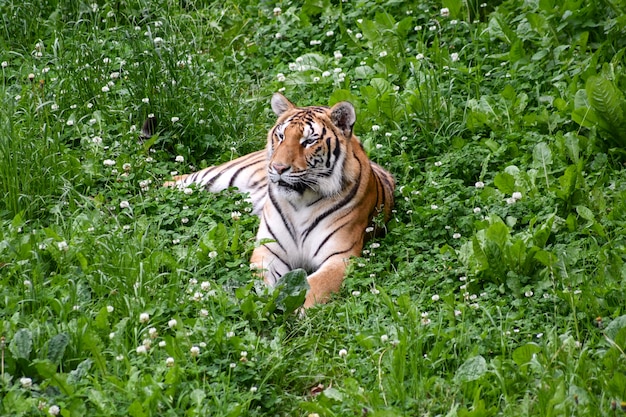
[166,93,395,308]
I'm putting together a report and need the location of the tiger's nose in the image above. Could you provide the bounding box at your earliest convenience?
[272,163,290,174]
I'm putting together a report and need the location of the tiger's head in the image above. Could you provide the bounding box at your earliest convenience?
[266,93,358,198]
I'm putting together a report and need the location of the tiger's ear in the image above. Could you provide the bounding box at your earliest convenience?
[271,93,295,116]
[330,101,356,137]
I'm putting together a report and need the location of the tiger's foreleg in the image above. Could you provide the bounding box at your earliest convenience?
[302,256,352,308]
[250,244,354,309]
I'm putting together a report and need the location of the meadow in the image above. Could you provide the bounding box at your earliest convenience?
[1,0,626,415]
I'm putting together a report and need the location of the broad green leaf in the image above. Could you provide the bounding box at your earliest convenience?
[485,217,510,248]
[68,358,93,384]
[605,315,626,340]
[557,164,578,200]
[532,142,553,169]
[494,172,515,194]
[275,269,309,313]
[9,328,32,360]
[322,387,344,401]
[576,205,595,222]
[512,343,542,367]
[370,78,393,96]
[47,333,70,364]
[454,355,488,383]
[586,75,626,145]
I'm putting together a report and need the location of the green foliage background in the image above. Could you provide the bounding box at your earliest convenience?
[1,0,626,415]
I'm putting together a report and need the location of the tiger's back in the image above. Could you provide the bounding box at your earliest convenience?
[168,93,395,307]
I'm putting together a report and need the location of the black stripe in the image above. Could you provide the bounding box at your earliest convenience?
[264,245,292,271]
[268,187,297,243]
[317,240,359,267]
[302,155,362,240]
[262,212,288,253]
[313,219,352,257]
[228,154,267,188]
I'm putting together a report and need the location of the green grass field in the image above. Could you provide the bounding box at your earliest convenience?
[1,0,626,415]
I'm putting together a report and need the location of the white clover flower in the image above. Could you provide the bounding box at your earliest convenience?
[275,32,282,39]
[380,334,389,343]
[321,71,331,77]
[190,346,200,357]
[199,309,209,318]
[440,7,450,17]
[148,327,158,338]
[139,312,150,323]
[273,7,281,15]
[355,33,362,39]
[525,290,534,297]
[313,76,320,82]
[431,204,439,210]
[415,53,425,61]
[20,377,33,388]
[365,226,374,233]
[334,50,343,60]
[379,50,387,58]
[55,241,69,252]
[48,405,60,416]
[431,294,440,301]
[453,233,461,239]
[506,197,517,204]
[371,124,380,131]
[109,332,115,340]
[310,40,322,46]
[1,61,7,68]
[371,287,380,295]
[375,144,383,149]
[208,251,218,259]
[166,357,175,367]
[24,279,32,286]
[66,120,74,126]
[326,30,334,36]
[119,200,130,209]
[123,163,131,172]
[454,310,462,316]
[136,345,147,355]
[153,37,164,44]
[276,73,286,82]
[168,319,177,328]
[231,211,241,221]
[106,305,114,313]
[229,362,237,368]
[512,191,523,200]
[450,52,459,62]
[201,281,211,291]
[158,340,166,348]
[429,25,437,31]
[475,181,485,188]
[434,161,442,167]
[352,290,361,297]
[142,97,150,104]
[101,85,110,92]
[288,62,298,71]
[183,187,193,195]
[175,155,184,163]
[473,207,481,213]
[338,349,348,358]
[226,331,235,338]
[250,386,258,393]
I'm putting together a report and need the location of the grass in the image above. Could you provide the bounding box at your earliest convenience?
[1,0,626,415]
